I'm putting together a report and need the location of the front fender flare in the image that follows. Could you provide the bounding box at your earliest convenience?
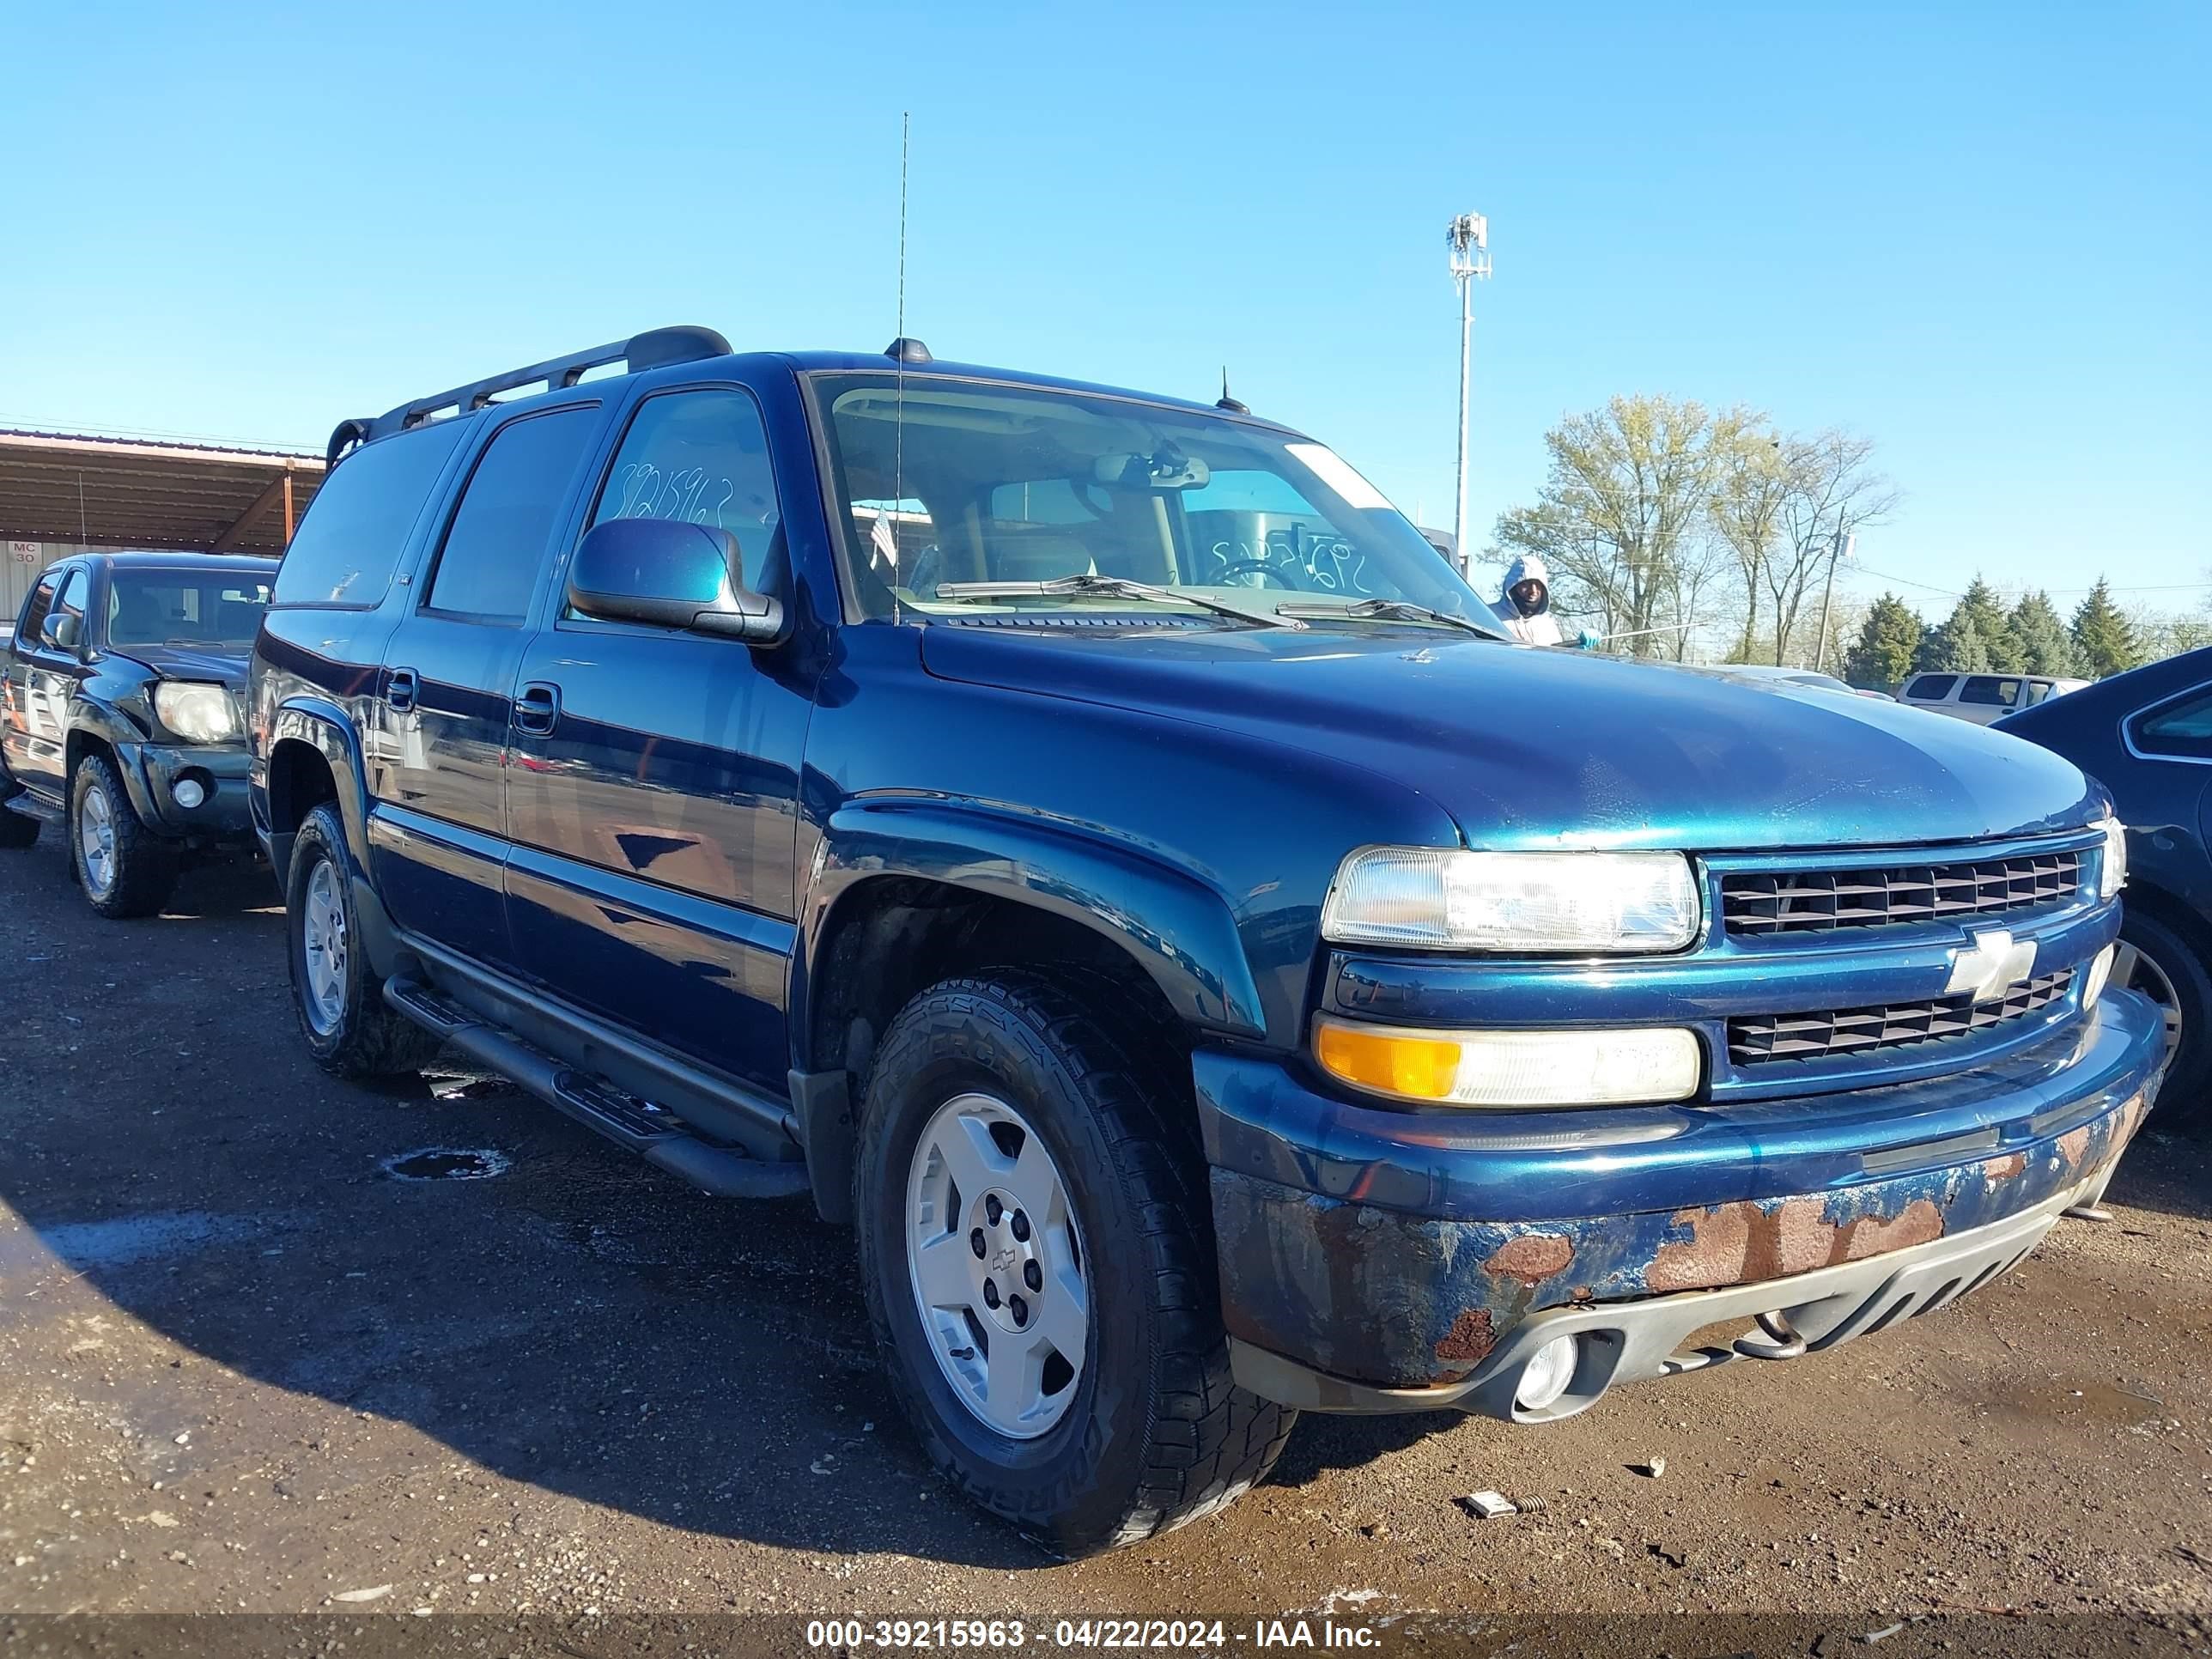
[261,701,404,977]
[64,696,158,821]
[263,698,376,878]
[797,799,1270,1061]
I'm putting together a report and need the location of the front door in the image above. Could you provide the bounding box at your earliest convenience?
[367,404,605,969]
[503,383,811,1093]
[3,565,87,799]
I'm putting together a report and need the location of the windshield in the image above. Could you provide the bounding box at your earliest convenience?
[811,374,1502,635]
[106,569,273,647]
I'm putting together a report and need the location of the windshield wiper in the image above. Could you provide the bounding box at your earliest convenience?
[1273,597,1498,637]
[933,574,1306,630]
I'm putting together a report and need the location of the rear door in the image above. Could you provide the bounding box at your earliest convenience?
[368,404,605,969]
[1956,674,2025,726]
[502,380,811,1092]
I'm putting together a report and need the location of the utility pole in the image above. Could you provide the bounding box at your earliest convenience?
[1446,213,1491,574]
[1814,530,1855,672]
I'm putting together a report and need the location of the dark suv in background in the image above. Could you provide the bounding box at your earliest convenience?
[1,551,270,915]
[249,326,2164,1555]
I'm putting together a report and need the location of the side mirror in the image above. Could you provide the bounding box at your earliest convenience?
[42,613,82,651]
[567,519,783,644]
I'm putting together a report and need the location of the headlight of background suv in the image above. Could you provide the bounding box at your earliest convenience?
[2097,815,2128,900]
[1321,847,1702,953]
[151,681,240,744]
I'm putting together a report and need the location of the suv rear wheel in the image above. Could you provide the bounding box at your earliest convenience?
[286,801,439,1078]
[854,973,1295,1557]
[70,751,176,918]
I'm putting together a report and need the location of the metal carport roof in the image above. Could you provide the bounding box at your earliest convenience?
[0,428,324,554]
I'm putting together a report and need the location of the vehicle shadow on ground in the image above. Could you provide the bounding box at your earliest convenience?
[2106,1130,2212,1221]
[0,1049,1460,1572]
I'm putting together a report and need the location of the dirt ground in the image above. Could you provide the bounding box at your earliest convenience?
[2,822,2209,1651]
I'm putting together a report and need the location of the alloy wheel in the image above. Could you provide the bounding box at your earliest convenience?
[2113,941,2184,1062]
[76,782,118,899]
[905,1091,1089,1439]
[301,859,349,1036]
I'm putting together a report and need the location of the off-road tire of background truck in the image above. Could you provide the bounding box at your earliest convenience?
[854,973,1297,1559]
[286,801,441,1078]
[69,751,177,918]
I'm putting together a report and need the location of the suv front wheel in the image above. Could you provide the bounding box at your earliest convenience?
[285,801,439,1078]
[855,973,1295,1557]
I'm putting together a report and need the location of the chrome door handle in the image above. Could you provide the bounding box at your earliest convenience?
[514,682,562,736]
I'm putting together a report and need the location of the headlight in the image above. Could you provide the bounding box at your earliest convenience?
[1322,848,1701,953]
[152,681,240,744]
[2097,815,2128,900]
[1315,1017,1702,1108]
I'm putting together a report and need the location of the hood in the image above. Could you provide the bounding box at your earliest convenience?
[1501,555,1549,615]
[919,625,2104,852]
[107,642,252,690]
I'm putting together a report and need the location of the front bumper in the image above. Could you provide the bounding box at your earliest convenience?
[1199,988,2164,1414]
[118,741,254,840]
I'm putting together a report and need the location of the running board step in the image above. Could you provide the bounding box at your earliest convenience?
[382,975,810,1200]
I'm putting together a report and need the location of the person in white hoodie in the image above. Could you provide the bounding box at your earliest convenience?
[1496,555,1599,648]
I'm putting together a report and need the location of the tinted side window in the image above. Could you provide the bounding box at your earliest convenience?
[18,573,59,645]
[53,568,89,634]
[1904,674,1956,700]
[2135,686,2212,761]
[1960,676,2021,707]
[275,421,469,609]
[428,408,600,623]
[586,390,785,598]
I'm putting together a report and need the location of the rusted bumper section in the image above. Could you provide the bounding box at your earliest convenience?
[1199,988,2165,1408]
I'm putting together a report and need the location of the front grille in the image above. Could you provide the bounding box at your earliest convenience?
[1721,847,2084,938]
[1728,969,2075,1066]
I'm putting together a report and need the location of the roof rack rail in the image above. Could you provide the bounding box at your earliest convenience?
[325,325,732,466]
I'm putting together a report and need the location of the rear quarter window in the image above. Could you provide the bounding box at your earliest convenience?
[2134,685,2212,761]
[1903,674,1956,701]
[274,422,470,609]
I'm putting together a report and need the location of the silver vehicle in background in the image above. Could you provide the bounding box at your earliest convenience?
[1896,671,2092,725]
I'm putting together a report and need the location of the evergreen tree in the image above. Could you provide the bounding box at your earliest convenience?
[2070,578,2141,678]
[1954,576,2024,672]
[1916,610,1994,673]
[1842,592,1926,686]
[2008,591,2079,676]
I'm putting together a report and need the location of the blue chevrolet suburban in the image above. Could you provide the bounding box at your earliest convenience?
[248,326,2166,1556]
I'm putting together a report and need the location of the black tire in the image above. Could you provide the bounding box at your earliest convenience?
[286,801,439,1078]
[2119,907,2210,1135]
[854,973,1296,1558]
[69,751,177,919]
[0,805,38,849]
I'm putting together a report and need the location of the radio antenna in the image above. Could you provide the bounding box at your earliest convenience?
[891,110,909,624]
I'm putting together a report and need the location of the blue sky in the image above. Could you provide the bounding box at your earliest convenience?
[2,2,2204,622]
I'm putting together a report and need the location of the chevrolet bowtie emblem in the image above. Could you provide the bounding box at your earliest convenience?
[1945,927,2037,1002]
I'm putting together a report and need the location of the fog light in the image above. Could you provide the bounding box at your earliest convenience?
[173,776,207,810]
[1515,1334,1578,1413]
[2081,942,2116,1010]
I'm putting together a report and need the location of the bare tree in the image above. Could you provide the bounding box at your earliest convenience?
[1494,396,1752,655]
[1764,431,1899,665]
[1706,427,1791,660]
